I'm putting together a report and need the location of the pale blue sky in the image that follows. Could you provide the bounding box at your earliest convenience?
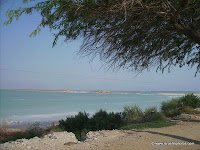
[0,0,200,91]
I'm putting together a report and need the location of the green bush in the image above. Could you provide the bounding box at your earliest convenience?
[143,106,166,122]
[182,106,200,114]
[145,106,157,114]
[161,98,181,117]
[180,94,200,108]
[149,112,167,122]
[89,110,123,130]
[58,111,89,140]
[161,94,200,117]
[59,111,89,131]
[122,105,144,123]
[58,110,123,140]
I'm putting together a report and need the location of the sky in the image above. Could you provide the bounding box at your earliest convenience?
[0,0,200,91]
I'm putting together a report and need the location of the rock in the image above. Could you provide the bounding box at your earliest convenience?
[27,145,32,149]
[170,119,183,122]
[33,136,40,140]
[0,131,78,150]
[16,139,24,142]
[1,142,10,148]
[194,108,200,111]
[51,132,78,143]
[48,134,57,139]
[173,113,200,121]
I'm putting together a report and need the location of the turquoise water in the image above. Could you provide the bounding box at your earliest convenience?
[0,90,199,123]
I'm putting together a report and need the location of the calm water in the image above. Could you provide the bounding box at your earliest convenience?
[0,90,199,123]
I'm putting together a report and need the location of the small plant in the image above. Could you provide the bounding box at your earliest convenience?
[144,106,166,122]
[149,112,167,122]
[27,122,41,137]
[145,106,157,114]
[182,106,200,114]
[50,125,65,132]
[0,122,47,143]
[161,94,200,117]
[180,94,200,108]
[161,98,182,117]
[122,105,144,123]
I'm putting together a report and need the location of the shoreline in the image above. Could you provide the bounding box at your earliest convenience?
[2,88,200,92]
[2,120,59,130]
[1,89,200,96]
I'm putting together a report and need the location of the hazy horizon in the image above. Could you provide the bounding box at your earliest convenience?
[1,89,200,92]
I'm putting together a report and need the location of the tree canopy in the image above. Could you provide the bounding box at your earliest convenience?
[4,0,200,75]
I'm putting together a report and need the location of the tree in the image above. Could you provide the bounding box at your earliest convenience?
[4,0,200,75]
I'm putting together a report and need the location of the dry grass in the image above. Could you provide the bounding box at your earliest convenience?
[0,123,23,143]
[0,122,51,144]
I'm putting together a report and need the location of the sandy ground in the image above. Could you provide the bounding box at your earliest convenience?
[1,121,200,150]
[72,121,200,150]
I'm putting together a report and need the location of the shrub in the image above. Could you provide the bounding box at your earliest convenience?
[161,94,200,117]
[0,122,46,144]
[26,122,42,138]
[145,106,157,114]
[58,111,89,140]
[58,110,123,140]
[149,112,167,122]
[161,98,181,117]
[143,106,166,122]
[122,105,144,123]
[89,110,123,131]
[180,94,200,108]
[59,111,89,131]
[182,106,200,114]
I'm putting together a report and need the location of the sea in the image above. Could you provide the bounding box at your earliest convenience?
[0,89,199,127]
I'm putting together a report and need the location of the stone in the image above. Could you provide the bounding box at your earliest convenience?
[33,137,40,140]
[27,145,32,149]
[16,139,24,142]
[194,108,200,111]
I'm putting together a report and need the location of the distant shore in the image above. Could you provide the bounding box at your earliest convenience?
[2,120,59,129]
[2,89,200,96]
